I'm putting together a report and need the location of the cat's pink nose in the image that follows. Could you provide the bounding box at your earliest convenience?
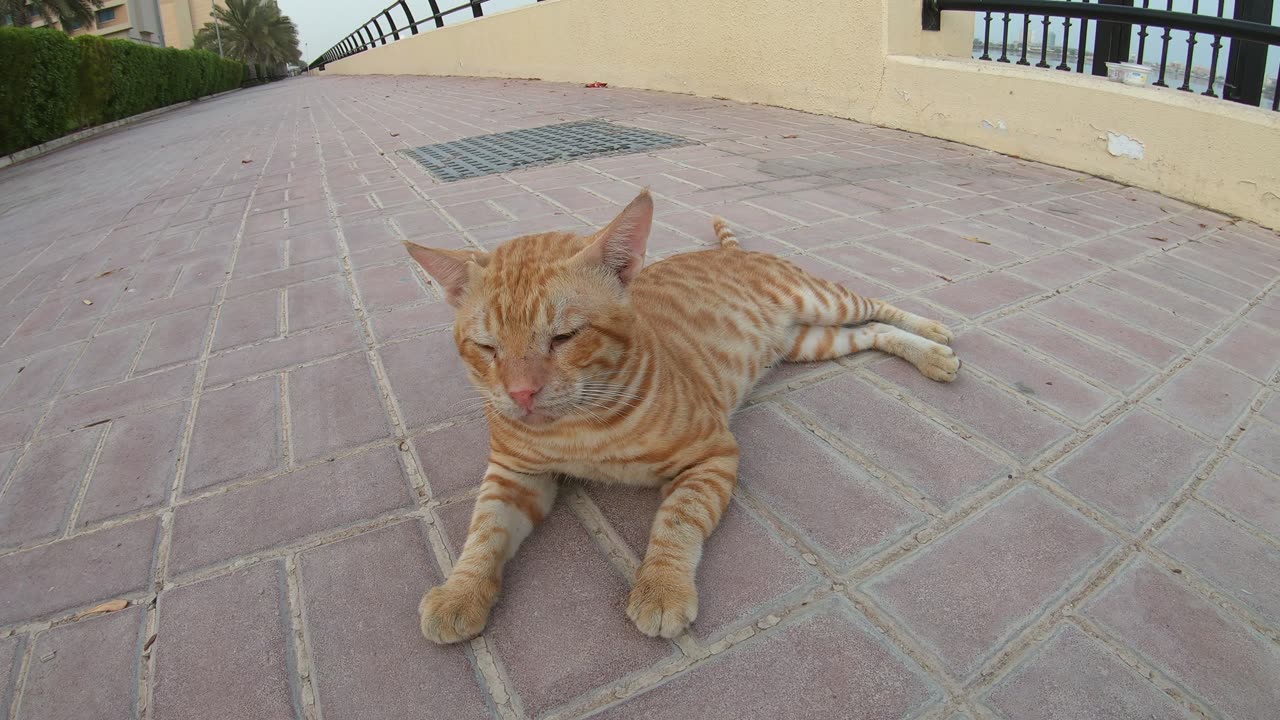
[508,387,539,412]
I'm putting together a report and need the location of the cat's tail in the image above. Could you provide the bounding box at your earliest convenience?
[711,217,740,249]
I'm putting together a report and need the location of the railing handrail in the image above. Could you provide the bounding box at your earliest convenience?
[932,0,1280,46]
[310,0,532,68]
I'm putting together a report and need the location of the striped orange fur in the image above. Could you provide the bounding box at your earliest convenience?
[406,189,959,643]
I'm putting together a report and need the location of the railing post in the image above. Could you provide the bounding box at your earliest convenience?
[400,0,419,34]
[1224,0,1274,106]
[471,0,484,18]
[1092,0,1135,77]
[384,9,400,40]
[427,0,445,28]
[371,16,386,45]
[923,0,941,31]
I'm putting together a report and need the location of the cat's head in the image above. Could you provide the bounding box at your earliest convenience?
[405,189,653,425]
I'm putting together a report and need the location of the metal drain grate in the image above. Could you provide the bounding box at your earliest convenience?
[400,120,693,182]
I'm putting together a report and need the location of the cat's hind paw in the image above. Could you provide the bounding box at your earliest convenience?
[916,320,954,345]
[918,343,960,383]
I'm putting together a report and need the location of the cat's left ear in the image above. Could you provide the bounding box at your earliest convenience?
[577,189,653,285]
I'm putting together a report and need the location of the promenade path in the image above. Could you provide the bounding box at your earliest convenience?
[1,75,1278,720]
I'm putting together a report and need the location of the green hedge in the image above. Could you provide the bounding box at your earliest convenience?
[0,27,243,156]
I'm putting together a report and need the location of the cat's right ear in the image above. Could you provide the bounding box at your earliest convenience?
[404,243,488,308]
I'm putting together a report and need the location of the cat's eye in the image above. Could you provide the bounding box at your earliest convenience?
[472,340,495,354]
[551,329,580,347]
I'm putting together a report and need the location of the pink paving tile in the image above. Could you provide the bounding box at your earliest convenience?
[288,352,389,461]
[872,356,1071,460]
[170,447,412,574]
[813,244,938,292]
[19,606,145,720]
[594,600,939,719]
[286,275,353,332]
[379,332,477,429]
[1148,358,1260,438]
[984,624,1194,720]
[792,374,1006,508]
[0,517,158,625]
[440,199,508,229]
[1150,256,1256,301]
[0,406,41,450]
[862,233,979,278]
[1206,321,1280,381]
[1007,252,1103,289]
[0,636,21,715]
[203,322,363,386]
[77,402,187,526]
[1127,260,1244,312]
[1048,409,1213,529]
[1035,296,1182,366]
[299,522,491,720]
[1198,457,1280,537]
[732,404,924,564]
[0,427,102,548]
[925,272,1043,318]
[746,193,843,223]
[391,208,454,237]
[1066,282,1210,345]
[355,263,430,308]
[990,312,1153,391]
[864,205,958,231]
[1085,559,1280,720]
[956,330,1114,423]
[212,290,280,351]
[1235,419,1280,475]
[61,326,147,392]
[412,417,490,498]
[865,487,1112,676]
[224,258,341,297]
[41,358,195,430]
[1092,269,1229,328]
[436,503,673,717]
[133,306,211,373]
[183,377,283,492]
[153,563,294,720]
[1155,502,1280,624]
[0,343,80,412]
[368,300,453,341]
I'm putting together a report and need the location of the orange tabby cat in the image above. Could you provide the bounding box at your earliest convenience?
[406,189,958,643]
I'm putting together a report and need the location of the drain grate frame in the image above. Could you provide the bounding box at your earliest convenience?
[399,120,695,182]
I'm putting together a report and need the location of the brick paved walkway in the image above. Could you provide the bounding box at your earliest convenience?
[0,75,1278,720]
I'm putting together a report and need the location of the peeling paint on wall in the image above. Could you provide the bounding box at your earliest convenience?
[980,119,1008,134]
[1106,131,1145,160]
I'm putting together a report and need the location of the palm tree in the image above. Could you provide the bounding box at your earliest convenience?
[192,0,300,68]
[1,0,104,29]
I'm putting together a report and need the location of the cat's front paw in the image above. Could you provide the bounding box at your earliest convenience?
[419,584,490,644]
[918,343,960,383]
[627,571,698,638]
[917,320,954,345]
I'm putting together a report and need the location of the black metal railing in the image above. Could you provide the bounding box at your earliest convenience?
[308,0,542,70]
[925,0,1280,110]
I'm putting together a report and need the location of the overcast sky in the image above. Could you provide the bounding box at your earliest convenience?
[277,0,536,63]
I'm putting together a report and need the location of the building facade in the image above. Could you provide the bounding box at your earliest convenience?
[158,0,217,50]
[25,0,166,46]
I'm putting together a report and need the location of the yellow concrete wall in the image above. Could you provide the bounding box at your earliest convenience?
[327,0,1280,230]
